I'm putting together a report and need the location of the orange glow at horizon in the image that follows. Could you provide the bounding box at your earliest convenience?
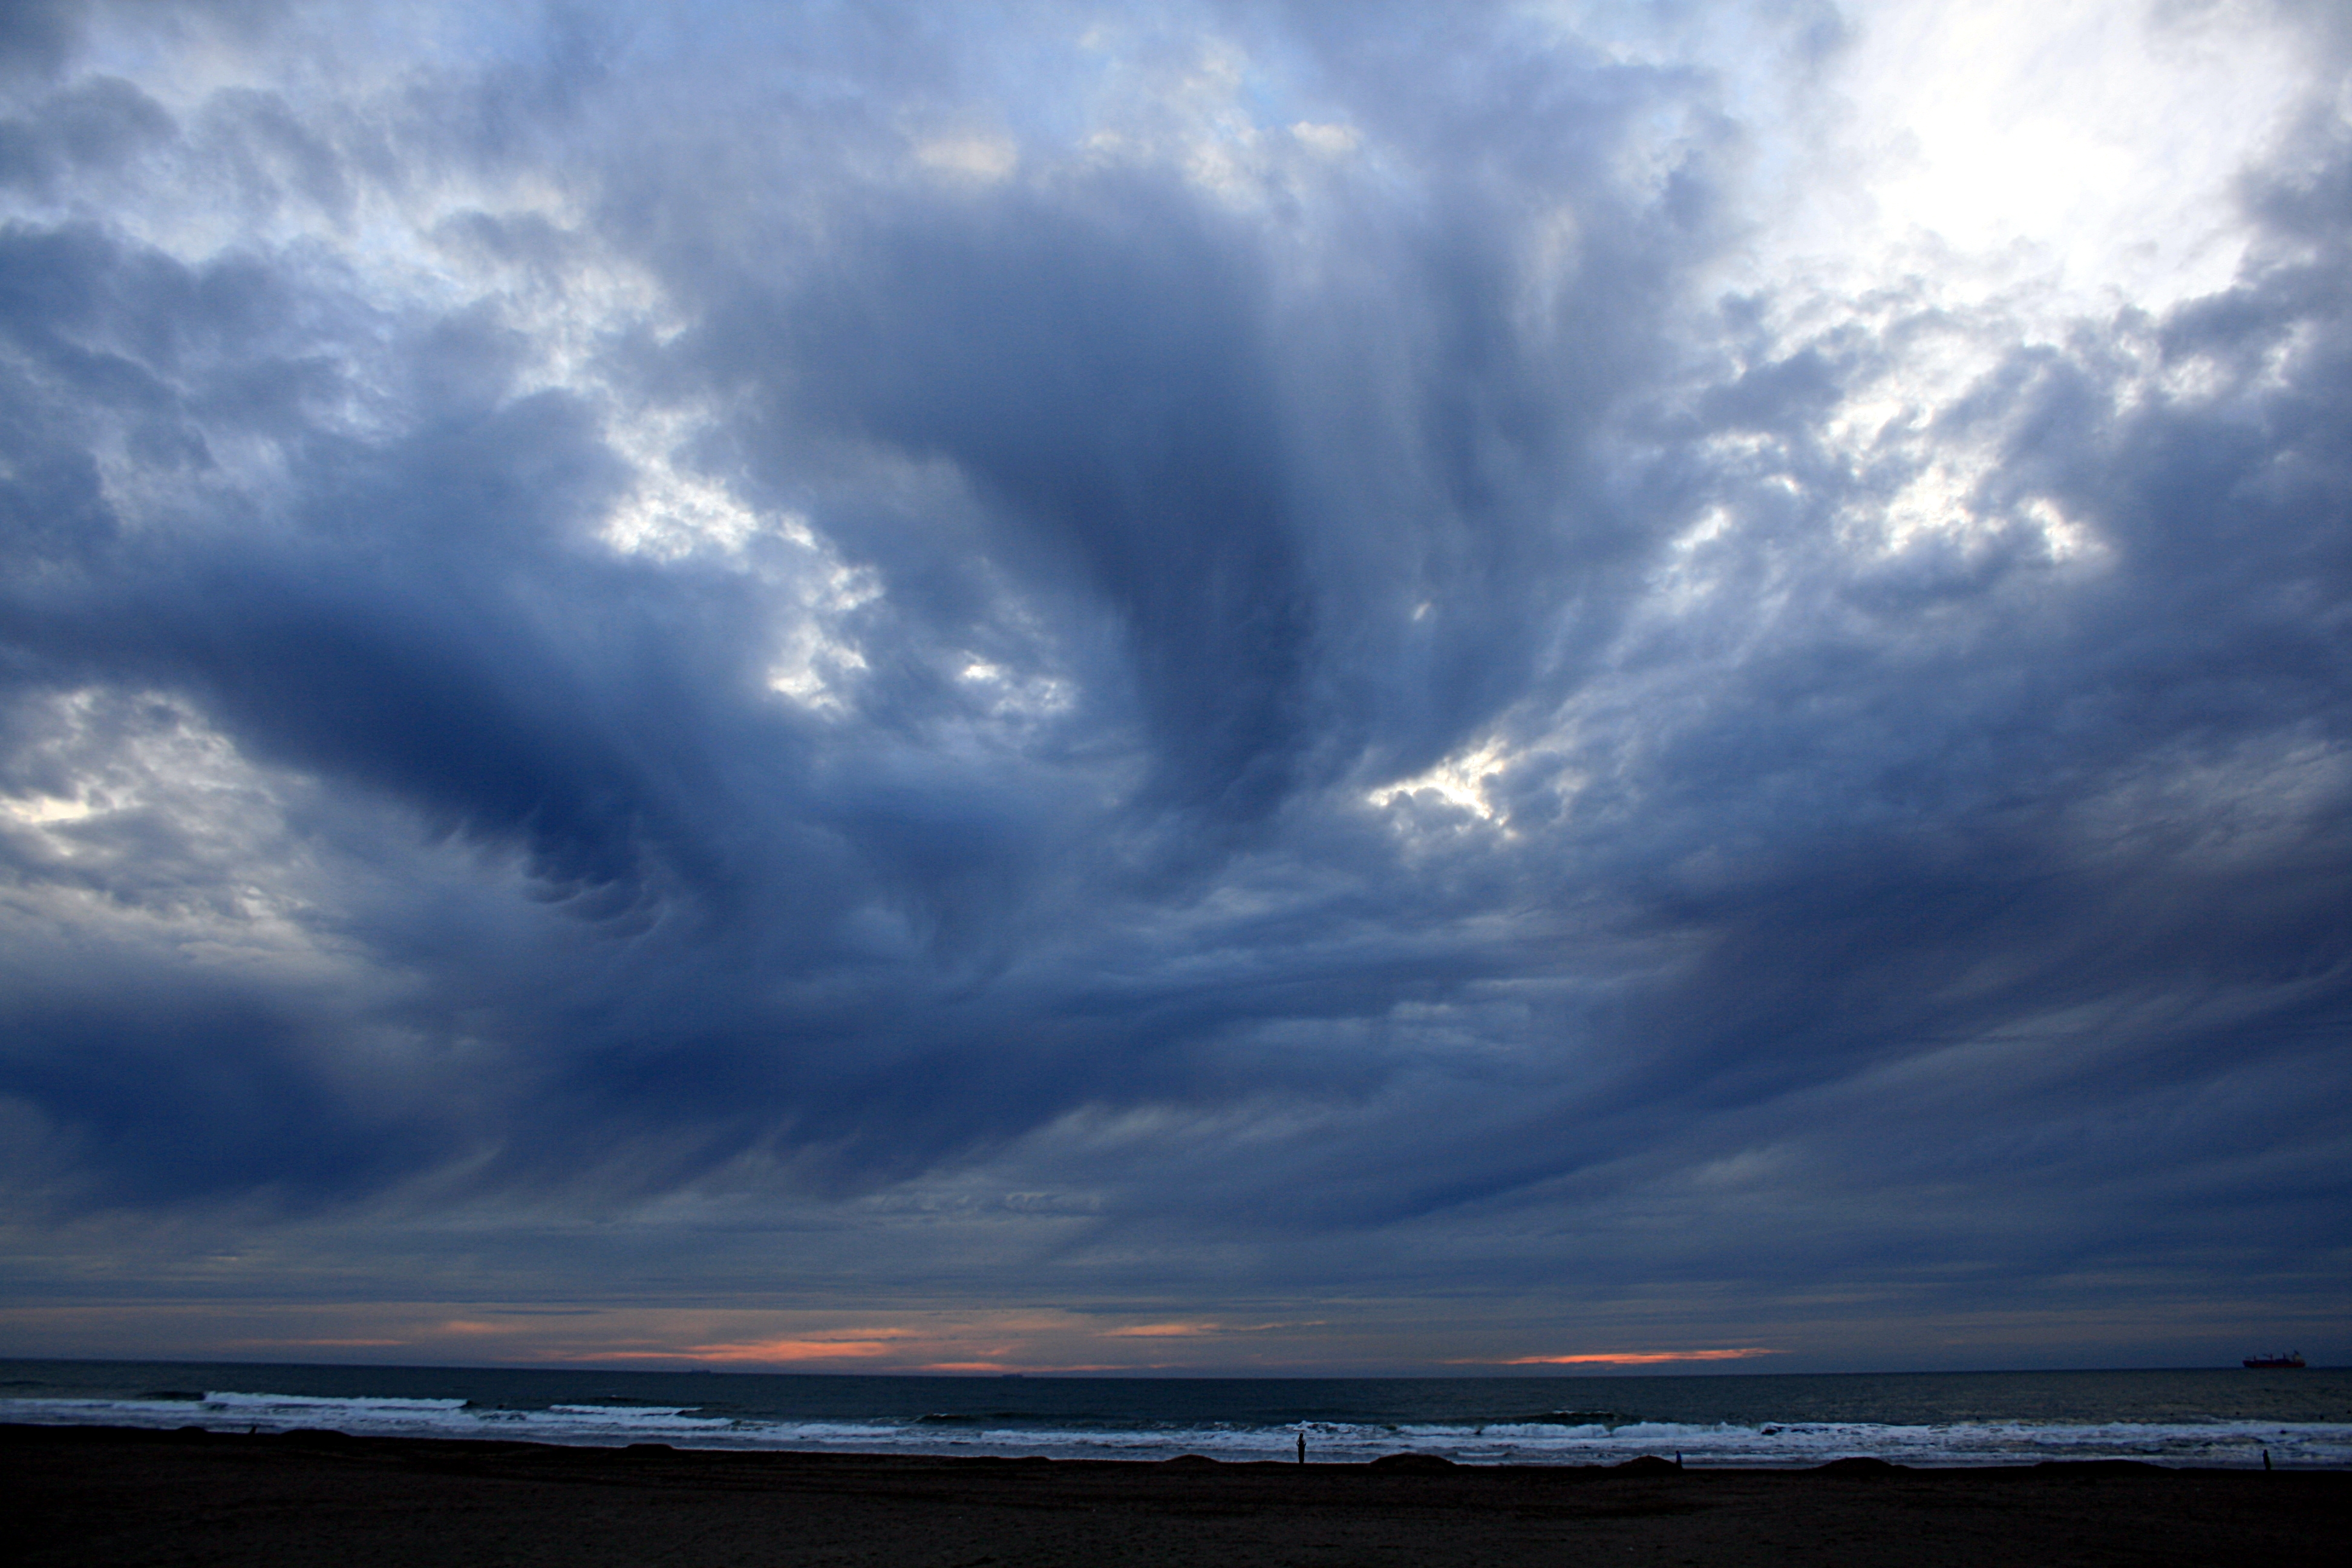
[212,1312,1780,1373]
[570,1338,904,1364]
[1491,1348,1779,1366]
[227,1338,410,1348]
[1106,1320,1305,1338]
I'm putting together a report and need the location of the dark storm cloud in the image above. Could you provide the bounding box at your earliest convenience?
[1406,123,2352,1247]
[2,229,666,903]
[988,79,2352,1263]
[0,76,172,195]
[0,975,454,1204]
[0,0,1729,1202]
[0,0,2346,1362]
[0,1,83,81]
[740,184,1315,820]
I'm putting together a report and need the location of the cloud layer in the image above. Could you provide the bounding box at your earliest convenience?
[1,0,2347,1372]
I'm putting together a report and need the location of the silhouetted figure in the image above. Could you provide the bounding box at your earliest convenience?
[1298,1430,1306,1464]
[2264,1449,2273,1471]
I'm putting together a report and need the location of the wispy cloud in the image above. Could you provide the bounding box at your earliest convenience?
[1105,1321,1315,1339]
[577,1339,906,1365]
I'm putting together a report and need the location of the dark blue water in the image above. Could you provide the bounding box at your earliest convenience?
[4,1359,2345,1467]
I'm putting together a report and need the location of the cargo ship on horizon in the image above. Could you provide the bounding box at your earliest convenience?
[2243,1352,2306,1369]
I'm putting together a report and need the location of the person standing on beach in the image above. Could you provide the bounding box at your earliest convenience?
[1298,1430,1306,1464]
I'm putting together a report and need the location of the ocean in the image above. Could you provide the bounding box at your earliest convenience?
[3,1359,2345,1469]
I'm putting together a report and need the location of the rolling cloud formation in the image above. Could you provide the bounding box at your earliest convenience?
[0,0,2346,1370]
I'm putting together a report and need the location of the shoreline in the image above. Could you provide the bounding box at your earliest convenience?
[15,1423,2347,1566]
[4,1416,2337,1471]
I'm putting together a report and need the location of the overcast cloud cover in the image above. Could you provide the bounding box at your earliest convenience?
[1,0,2346,1374]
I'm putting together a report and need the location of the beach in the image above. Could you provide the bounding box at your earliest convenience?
[13,1424,2345,1567]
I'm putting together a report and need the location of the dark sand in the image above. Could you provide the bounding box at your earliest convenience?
[11,1425,2345,1566]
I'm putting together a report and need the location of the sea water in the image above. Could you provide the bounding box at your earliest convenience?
[3,1359,2346,1468]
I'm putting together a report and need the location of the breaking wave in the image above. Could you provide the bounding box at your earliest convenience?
[2,1391,2345,1468]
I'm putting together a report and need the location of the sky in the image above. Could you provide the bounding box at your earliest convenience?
[0,0,2345,1377]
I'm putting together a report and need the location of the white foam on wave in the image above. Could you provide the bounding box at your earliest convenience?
[533,1410,736,1436]
[204,1392,467,1412]
[0,1393,2344,1469]
[1379,1417,2352,1469]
